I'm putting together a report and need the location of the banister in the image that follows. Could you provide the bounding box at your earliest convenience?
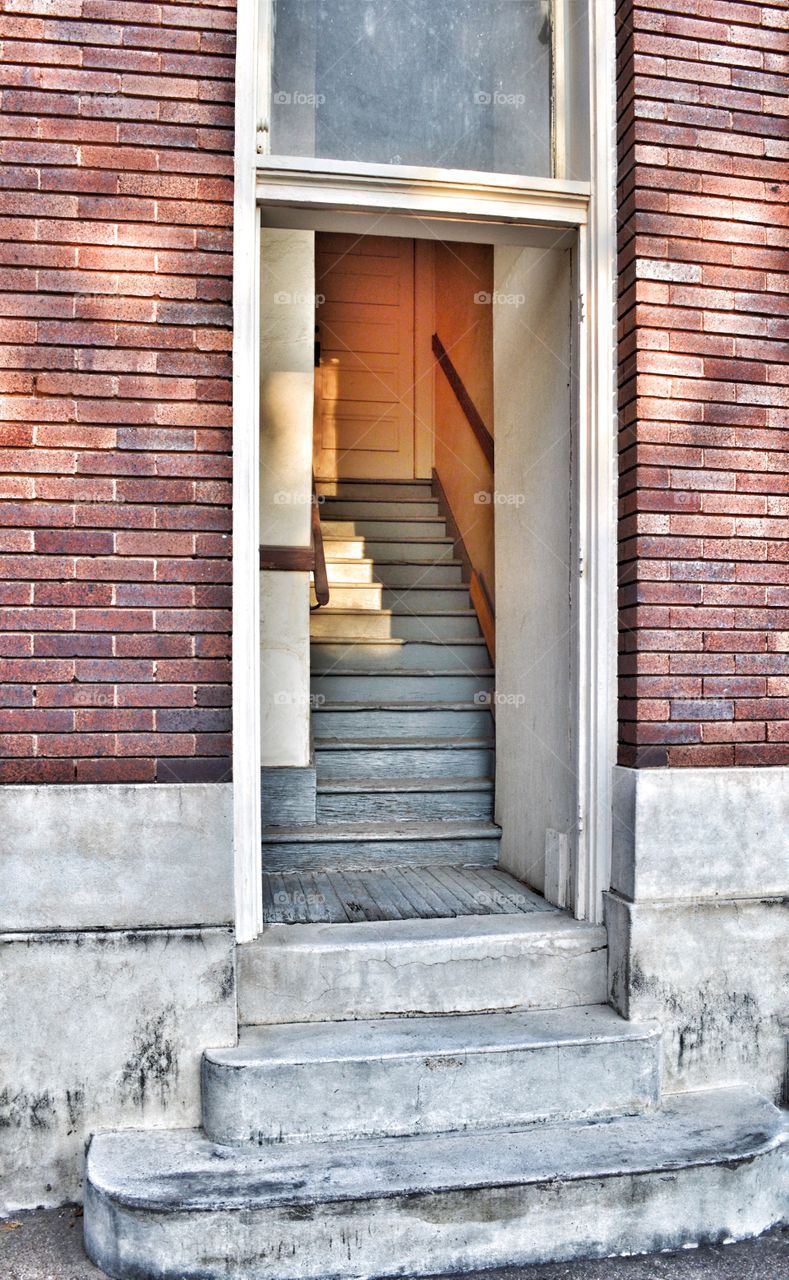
[431,333,494,469]
[258,476,330,608]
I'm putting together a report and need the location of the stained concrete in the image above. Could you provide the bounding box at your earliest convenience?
[2,1208,786,1280]
[0,928,236,1214]
[0,784,233,930]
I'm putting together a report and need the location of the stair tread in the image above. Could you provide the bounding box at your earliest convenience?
[313,667,494,676]
[207,1005,660,1068]
[86,1087,786,1212]
[317,776,493,792]
[261,820,501,842]
[311,636,486,645]
[315,736,494,749]
[315,608,477,617]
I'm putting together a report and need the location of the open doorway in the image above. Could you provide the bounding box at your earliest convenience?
[260,225,580,921]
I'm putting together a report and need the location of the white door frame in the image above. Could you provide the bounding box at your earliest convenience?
[232,0,616,942]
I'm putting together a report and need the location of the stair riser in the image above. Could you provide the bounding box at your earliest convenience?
[316,787,494,822]
[326,540,454,562]
[311,673,494,700]
[320,500,441,520]
[317,482,434,501]
[202,1035,660,1147]
[311,612,481,639]
[84,1147,789,1280]
[311,641,490,672]
[313,707,493,738]
[315,745,494,779]
[240,918,607,1023]
[326,562,463,585]
[323,520,446,539]
[261,833,500,872]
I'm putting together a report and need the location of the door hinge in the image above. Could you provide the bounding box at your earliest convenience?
[577,805,584,834]
[255,117,269,154]
[579,292,586,322]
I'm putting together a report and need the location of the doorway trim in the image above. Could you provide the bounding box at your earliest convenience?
[232,1,616,941]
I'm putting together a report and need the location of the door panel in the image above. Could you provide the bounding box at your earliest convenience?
[314,234,415,480]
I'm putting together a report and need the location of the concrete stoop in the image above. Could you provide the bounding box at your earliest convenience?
[85,1087,786,1280]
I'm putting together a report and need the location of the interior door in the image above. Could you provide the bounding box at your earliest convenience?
[314,233,415,480]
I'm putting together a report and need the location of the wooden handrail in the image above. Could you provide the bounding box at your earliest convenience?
[432,333,494,468]
[311,474,330,607]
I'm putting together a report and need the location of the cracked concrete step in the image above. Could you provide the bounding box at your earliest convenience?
[310,608,481,639]
[314,736,494,779]
[311,669,494,701]
[324,558,463,585]
[238,912,607,1024]
[310,637,491,672]
[201,1005,662,1146]
[313,702,493,740]
[261,819,501,871]
[84,1089,788,1280]
[316,775,493,822]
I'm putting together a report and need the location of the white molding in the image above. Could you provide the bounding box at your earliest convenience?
[232,0,263,943]
[256,157,589,227]
[574,0,617,923]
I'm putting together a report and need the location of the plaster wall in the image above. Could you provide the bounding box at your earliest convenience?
[493,244,575,896]
[0,783,236,1212]
[607,766,789,1102]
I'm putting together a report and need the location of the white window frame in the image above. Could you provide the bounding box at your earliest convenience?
[232,0,617,942]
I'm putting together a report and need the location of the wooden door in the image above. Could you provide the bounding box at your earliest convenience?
[314,234,416,480]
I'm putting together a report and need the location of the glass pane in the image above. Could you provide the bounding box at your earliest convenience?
[270,1,553,177]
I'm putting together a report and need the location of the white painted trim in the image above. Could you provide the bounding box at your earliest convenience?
[552,0,569,179]
[232,0,263,943]
[256,158,589,227]
[574,0,617,923]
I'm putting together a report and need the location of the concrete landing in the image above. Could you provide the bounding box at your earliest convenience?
[84,1087,787,1280]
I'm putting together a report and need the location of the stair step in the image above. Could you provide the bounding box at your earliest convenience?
[315,584,471,609]
[325,559,463,585]
[320,499,441,520]
[315,736,494,779]
[311,670,494,701]
[316,774,493,821]
[239,910,606,1024]
[323,519,447,540]
[310,608,481,639]
[261,819,501,871]
[85,1089,787,1280]
[325,538,455,562]
[316,480,434,500]
[201,1005,661,1146]
[311,637,490,672]
[313,701,493,739]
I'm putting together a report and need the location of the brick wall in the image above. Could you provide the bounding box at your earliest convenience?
[616,0,789,767]
[0,0,235,784]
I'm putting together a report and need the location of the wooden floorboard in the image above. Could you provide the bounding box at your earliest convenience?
[261,865,561,924]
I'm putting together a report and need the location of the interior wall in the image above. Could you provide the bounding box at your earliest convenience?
[259,227,315,768]
[493,244,575,897]
[432,241,495,599]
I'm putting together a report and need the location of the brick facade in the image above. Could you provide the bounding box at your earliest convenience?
[0,0,235,783]
[616,0,789,766]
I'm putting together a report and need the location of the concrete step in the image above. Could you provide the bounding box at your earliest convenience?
[311,637,490,672]
[316,775,494,822]
[311,670,494,701]
[238,911,607,1024]
[314,583,471,609]
[320,498,441,520]
[324,559,463,585]
[316,480,434,501]
[324,537,455,562]
[310,608,481,639]
[261,819,501,871]
[201,1005,661,1146]
[85,1089,787,1280]
[313,701,494,740]
[314,736,494,779]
